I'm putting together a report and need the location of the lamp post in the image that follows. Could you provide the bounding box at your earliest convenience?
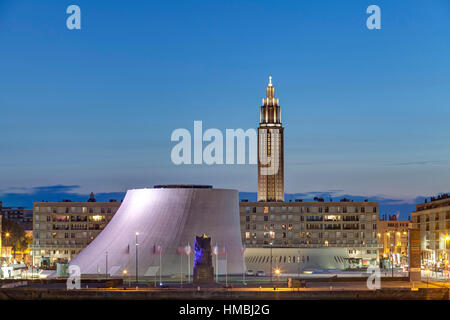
[270,241,273,283]
[135,232,139,285]
[241,245,246,285]
[445,236,450,283]
[157,245,162,286]
[225,247,228,287]
[213,244,218,283]
[275,268,280,283]
[390,251,394,278]
[185,243,191,283]
[178,246,184,288]
[122,269,128,287]
[105,251,108,278]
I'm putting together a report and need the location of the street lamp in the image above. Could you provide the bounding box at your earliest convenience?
[274,267,280,282]
[122,269,128,287]
[135,232,139,285]
[445,236,450,281]
[1,231,11,262]
[269,241,273,283]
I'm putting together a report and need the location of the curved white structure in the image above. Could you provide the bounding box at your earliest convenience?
[70,187,244,277]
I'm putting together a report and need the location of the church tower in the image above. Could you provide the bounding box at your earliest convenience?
[257,76,284,202]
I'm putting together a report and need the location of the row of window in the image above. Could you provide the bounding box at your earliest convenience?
[35,207,117,214]
[245,223,378,231]
[34,249,79,255]
[244,206,377,214]
[244,214,378,222]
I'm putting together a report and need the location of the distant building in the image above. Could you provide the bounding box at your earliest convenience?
[377,215,411,267]
[30,194,121,267]
[411,194,450,267]
[0,201,33,231]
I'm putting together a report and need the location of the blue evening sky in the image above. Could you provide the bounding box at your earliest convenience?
[0,0,449,212]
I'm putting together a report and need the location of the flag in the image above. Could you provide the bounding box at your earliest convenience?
[177,246,184,255]
[156,245,162,254]
[221,246,227,256]
[212,244,218,256]
[185,243,192,256]
[125,244,130,254]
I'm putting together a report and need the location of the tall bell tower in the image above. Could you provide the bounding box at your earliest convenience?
[257,76,284,202]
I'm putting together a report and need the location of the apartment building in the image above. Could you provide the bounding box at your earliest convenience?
[411,194,450,267]
[240,199,381,270]
[30,195,121,267]
[378,216,411,267]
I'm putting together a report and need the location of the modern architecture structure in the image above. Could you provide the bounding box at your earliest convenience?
[70,186,244,277]
[257,76,284,202]
[30,194,121,267]
[411,194,450,267]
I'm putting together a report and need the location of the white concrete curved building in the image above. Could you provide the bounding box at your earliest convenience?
[69,186,244,277]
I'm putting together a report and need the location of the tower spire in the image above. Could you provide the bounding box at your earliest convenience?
[266,75,275,99]
[258,76,284,202]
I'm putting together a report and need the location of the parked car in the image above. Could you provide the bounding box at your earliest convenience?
[246,269,254,276]
[256,270,265,277]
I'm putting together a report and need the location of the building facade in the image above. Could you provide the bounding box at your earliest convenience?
[378,218,411,267]
[257,77,284,202]
[411,194,450,267]
[0,201,33,231]
[30,197,121,267]
[240,200,381,271]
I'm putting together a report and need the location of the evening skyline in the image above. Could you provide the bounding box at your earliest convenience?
[1,0,449,214]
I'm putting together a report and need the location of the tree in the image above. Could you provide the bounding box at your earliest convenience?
[1,218,28,260]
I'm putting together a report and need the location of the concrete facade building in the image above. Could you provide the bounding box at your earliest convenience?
[30,197,121,267]
[240,200,381,272]
[411,194,450,267]
[0,201,33,231]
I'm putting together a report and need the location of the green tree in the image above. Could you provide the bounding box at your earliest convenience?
[1,218,28,259]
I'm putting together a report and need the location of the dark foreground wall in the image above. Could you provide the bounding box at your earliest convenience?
[0,288,448,300]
